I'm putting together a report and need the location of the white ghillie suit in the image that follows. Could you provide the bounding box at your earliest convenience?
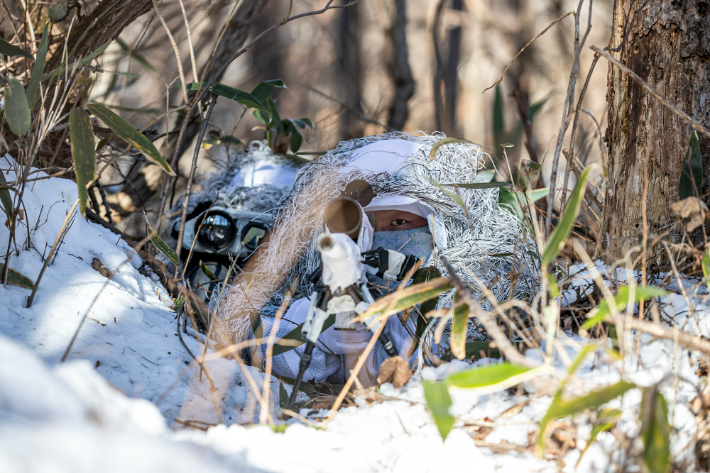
[169,141,300,223]
[214,132,539,366]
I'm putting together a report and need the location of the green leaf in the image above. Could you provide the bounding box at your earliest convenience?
[703,249,710,290]
[498,187,523,221]
[69,109,96,216]
[541,166,592,266]
[48,4,68,22]
[429,137,465,161]
[0,263,34,289]
[271,314,336,357]
[147,223,180,267]
[547,274,560,299]
[289,129,303,153]
[115,38,156,74]
[450,303,469,360]
[441,341,504,362]
[640,389,670,473]
[181,82,267,112]
[410,266,441,351]
[477,169,496,182]
[445,362,532,389]
[288,118,311,129]
[199,261,216,280]
[4,78,31,136]
[580,285,668,330]
[43,40,111,81]
[0,38,33,60]
[87,103,174,175]
[428,177,466,210]
[577,413,620,467]
[266,98,284,133]
[27,23,49,107]
[492,85,506,151]
[252,109,269,125]
[0,168,13,221]
[250,79,287,103]
[489,252,514,257]
[537,381,635,452]
[441,181,512,189]
[679,131,703,200]
[423,381,455,440]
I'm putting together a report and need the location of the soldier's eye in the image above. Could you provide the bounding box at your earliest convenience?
[390,219,407,227]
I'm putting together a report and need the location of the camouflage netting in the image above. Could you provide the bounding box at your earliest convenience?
[213,132,539,352]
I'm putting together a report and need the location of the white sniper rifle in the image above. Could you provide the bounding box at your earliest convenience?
[284,182,419,411]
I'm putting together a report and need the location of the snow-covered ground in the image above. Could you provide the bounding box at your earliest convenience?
[0,158,704,472]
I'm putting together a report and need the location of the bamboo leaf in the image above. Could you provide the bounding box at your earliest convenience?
[423,381,455,440]
[541,166,592,266]
[477,169,496,182]
[0,169,13,221]
[289,129,303,153]
[537,381,635,453]
[0,263,34,289]
[181,82,267,112]
[429,137,465,161]
[356,277,452,325]
[580,285,668,330]
[69,109,96,216]
[87,103,175,175]
[428,178,466,209]
[679,131,703,200]
[441,181,512,189]
[199,261,216,280]
[445,362,532,389]
[450,303,468,360]
[0,38,33,60]
[640,389,670,473]
[115,38,156,74]
[48,4,68,22]
[498,187,523,221]
[250,79,287,103]
[576,413,620,468]
[703,249,710,290]
[146,223,180,267]
[4,78,31,136]
[27,23,49,107]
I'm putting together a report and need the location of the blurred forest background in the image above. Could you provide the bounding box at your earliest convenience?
[1,0,612,236]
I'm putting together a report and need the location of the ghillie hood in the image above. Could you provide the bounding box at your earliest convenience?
[215,132,539,346]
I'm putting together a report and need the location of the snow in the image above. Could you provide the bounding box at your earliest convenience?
[0,158,706,472]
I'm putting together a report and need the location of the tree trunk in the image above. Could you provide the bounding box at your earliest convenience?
[45,0,153,73]
[387,0,414,131]
[338,0,364,139]
[601,0,709,258]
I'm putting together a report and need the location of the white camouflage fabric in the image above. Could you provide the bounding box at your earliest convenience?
[213,132,539,379]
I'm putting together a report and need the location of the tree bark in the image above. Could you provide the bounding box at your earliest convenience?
[601,0,709,258]
[338,0,364,139]
[45,0,153,73]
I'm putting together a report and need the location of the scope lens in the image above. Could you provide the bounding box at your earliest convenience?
[197,212,236,251]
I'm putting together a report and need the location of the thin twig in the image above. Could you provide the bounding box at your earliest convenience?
[174,93,218,278]
[152,0,189,105]
[482,11,575,93]
[545,0,593,237]
[260,282,295,425]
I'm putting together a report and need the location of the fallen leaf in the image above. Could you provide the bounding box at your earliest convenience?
[377,356,412,388]
[670,197,709,232]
